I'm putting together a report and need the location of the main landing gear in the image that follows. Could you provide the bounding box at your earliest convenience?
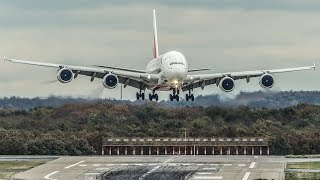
[186,89,194,101]
[149,89,159,101]
[170,89,180,101]
[136,89,145,100]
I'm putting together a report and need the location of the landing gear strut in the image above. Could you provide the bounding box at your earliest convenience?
[149,89,159,101]
[170,89,180,101]
[186,89,194,101]
[136,89,145,100]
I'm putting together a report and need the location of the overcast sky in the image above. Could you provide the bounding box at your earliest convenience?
[0,0,319,100]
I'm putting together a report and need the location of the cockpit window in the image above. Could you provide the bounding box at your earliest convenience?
[170,62,185,65]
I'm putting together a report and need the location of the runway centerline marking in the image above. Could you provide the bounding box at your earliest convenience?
[78,164,87,167]
[238,164,246,167]
[93,164,101,167]
[64,160,85,169]
[197,172,213,175]
[139,165,161,180]
[223,164,232,166]
[44,171,59,180]
[242,172,251,180]
[249,162,256,169]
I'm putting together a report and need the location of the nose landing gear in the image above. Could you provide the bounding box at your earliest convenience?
[186,89,194,101]
[170,89,180,101]
[149,89,159,101]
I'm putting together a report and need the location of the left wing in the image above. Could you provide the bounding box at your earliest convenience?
[4,57,159,90]
[182,65,315,91]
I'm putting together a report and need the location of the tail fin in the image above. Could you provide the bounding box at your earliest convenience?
[153,9,159,58]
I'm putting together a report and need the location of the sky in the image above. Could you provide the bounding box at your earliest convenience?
[0,0,319,100]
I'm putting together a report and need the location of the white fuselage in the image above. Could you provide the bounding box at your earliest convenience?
[146,51,188,90]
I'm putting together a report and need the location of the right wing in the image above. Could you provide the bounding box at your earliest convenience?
[182,65,315,91]
[4,57,159,90]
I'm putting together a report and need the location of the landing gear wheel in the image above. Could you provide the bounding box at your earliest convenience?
[136,92,140,100]
[186,94,189,101]
[176,95,179,101]
[141,93,145,100]
[191,94,194,101]
[155,94,158,101]
[169,94,173,101]
[149,93,153,101]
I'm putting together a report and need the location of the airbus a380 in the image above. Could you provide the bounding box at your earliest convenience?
[4,9,315,101]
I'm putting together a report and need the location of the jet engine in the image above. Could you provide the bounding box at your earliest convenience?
[102,74,119,89]
[259,73,274,89]
[57,68,73,83]
[219,77,235,92]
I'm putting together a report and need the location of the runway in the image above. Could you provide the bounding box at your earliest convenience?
[13,155,285,180]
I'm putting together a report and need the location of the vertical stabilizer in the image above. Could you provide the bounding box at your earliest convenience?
[153,9,159,58]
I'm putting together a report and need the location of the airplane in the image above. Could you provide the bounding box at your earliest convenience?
[4,9,316,102]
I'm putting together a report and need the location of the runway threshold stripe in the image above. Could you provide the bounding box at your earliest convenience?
[44,171,59,180]
[65,160,85,169]
[242,172,251,180]
[249,162,256,169]
[193,176,222,179]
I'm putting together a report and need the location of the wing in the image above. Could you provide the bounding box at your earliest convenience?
[188,68,210,73]
[4,57,159,90]
[182,65,315,91]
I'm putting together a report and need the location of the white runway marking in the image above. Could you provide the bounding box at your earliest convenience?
[210,164,218,166]
[96,167,109,171]
[202,167,216,170]
[182,163,191,166]
[197,172,213,175]
[193,176,223,179]
[164,156,175,163]
[249,162,256,169]
[223,164,232,166]
[106,164,115,166]
[148,163,157,166]
[44,171,59,180]
[196,164,204,166]
[168,163,177,166]
[78,164,87,167]
[139,166,161,180]
[242,172,251,180]
[135,164,143,166]
[238,164,246,167]
[121,164,129,166]
[93,164,101,167]
[84,172,100,176]
[65,160,85,169]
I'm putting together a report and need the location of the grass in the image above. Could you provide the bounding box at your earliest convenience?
[286,154,320,158]
[0,161,45,179]
[286,172,320,179]
[287,162,320,169]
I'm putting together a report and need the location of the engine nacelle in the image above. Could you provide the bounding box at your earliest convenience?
[102,74,119,89]
[57,68,73,83]
[219,77,235,92]
[260,74,274,89]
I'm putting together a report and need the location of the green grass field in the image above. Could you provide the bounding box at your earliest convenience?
[287,162,320,169]
[0,161,45,179]
[286,162,320,179]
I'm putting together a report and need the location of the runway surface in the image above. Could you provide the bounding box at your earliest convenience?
[13,155,285,180]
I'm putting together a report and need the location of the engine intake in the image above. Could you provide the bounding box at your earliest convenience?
[102,74,119,89]
[57,68,73,83]
[219,77,235,92]
[260,74,274,89]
